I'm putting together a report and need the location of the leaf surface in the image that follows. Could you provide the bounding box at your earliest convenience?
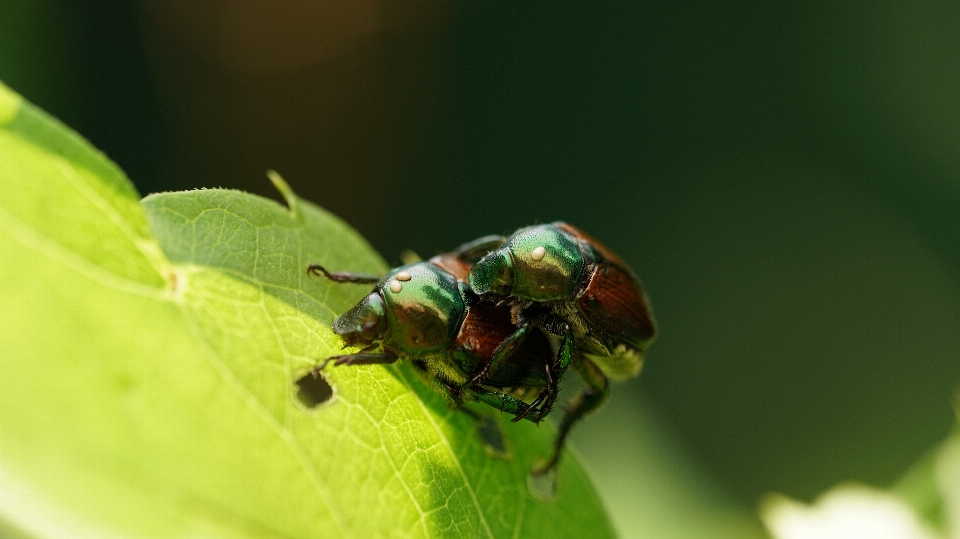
[0,80,613,539]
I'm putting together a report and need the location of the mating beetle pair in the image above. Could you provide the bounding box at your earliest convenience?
[308,223,656,476]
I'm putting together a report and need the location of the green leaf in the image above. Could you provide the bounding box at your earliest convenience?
[0,79,615,538]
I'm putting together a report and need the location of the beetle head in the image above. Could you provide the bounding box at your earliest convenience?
[468,250,514,297]
[333,292,388,347]
[472,225,585,301]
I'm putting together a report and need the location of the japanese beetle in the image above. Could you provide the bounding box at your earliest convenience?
[306,241,567,430]
[468,222,657,471]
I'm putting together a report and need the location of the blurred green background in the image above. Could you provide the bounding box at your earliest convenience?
[3,0,959,532]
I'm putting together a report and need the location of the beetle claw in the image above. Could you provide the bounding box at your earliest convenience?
[511,393,546,423]
[311,358,334,375]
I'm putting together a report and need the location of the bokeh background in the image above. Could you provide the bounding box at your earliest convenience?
[4,1,959,536]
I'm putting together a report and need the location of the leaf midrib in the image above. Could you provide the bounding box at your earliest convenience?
[175,272,352,538]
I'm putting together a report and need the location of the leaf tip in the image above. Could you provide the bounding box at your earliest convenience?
[267,170,299,217]
[0,80,23,126]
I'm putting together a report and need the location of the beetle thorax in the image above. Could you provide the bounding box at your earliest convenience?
[380,262,465,356]
[508,226,586,301]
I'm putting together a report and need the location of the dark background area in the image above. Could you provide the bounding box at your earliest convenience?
[3,0,959,512]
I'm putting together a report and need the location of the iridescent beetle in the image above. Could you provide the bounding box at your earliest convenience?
[307,238,568,442]
[467,222,657,471]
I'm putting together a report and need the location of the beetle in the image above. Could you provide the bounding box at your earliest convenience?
[467,222,657,471]
[306,239,569,432]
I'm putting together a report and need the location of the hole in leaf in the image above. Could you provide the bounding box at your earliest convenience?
[295,371,334,408]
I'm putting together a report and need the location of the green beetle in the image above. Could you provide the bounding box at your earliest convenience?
[468,222,657,472]
[306,242,567,428]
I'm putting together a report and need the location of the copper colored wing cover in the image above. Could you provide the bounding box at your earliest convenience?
[453,302,549,388]
[577,262,657,350]
[554,222,630,269]
[429,252,473,282]
[555,222,656,347]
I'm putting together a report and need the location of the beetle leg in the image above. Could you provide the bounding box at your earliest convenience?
[466,323,529,387]
[532,354,609,476]
[510,368,550,423]
[439,381,472,410]
[344,343,379,353]
[464,386,542,424]
[311,351,398,375]
[535,328,576,422]
[511,362,556,423]
[307,264,381,284]
[511,327,575,423]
